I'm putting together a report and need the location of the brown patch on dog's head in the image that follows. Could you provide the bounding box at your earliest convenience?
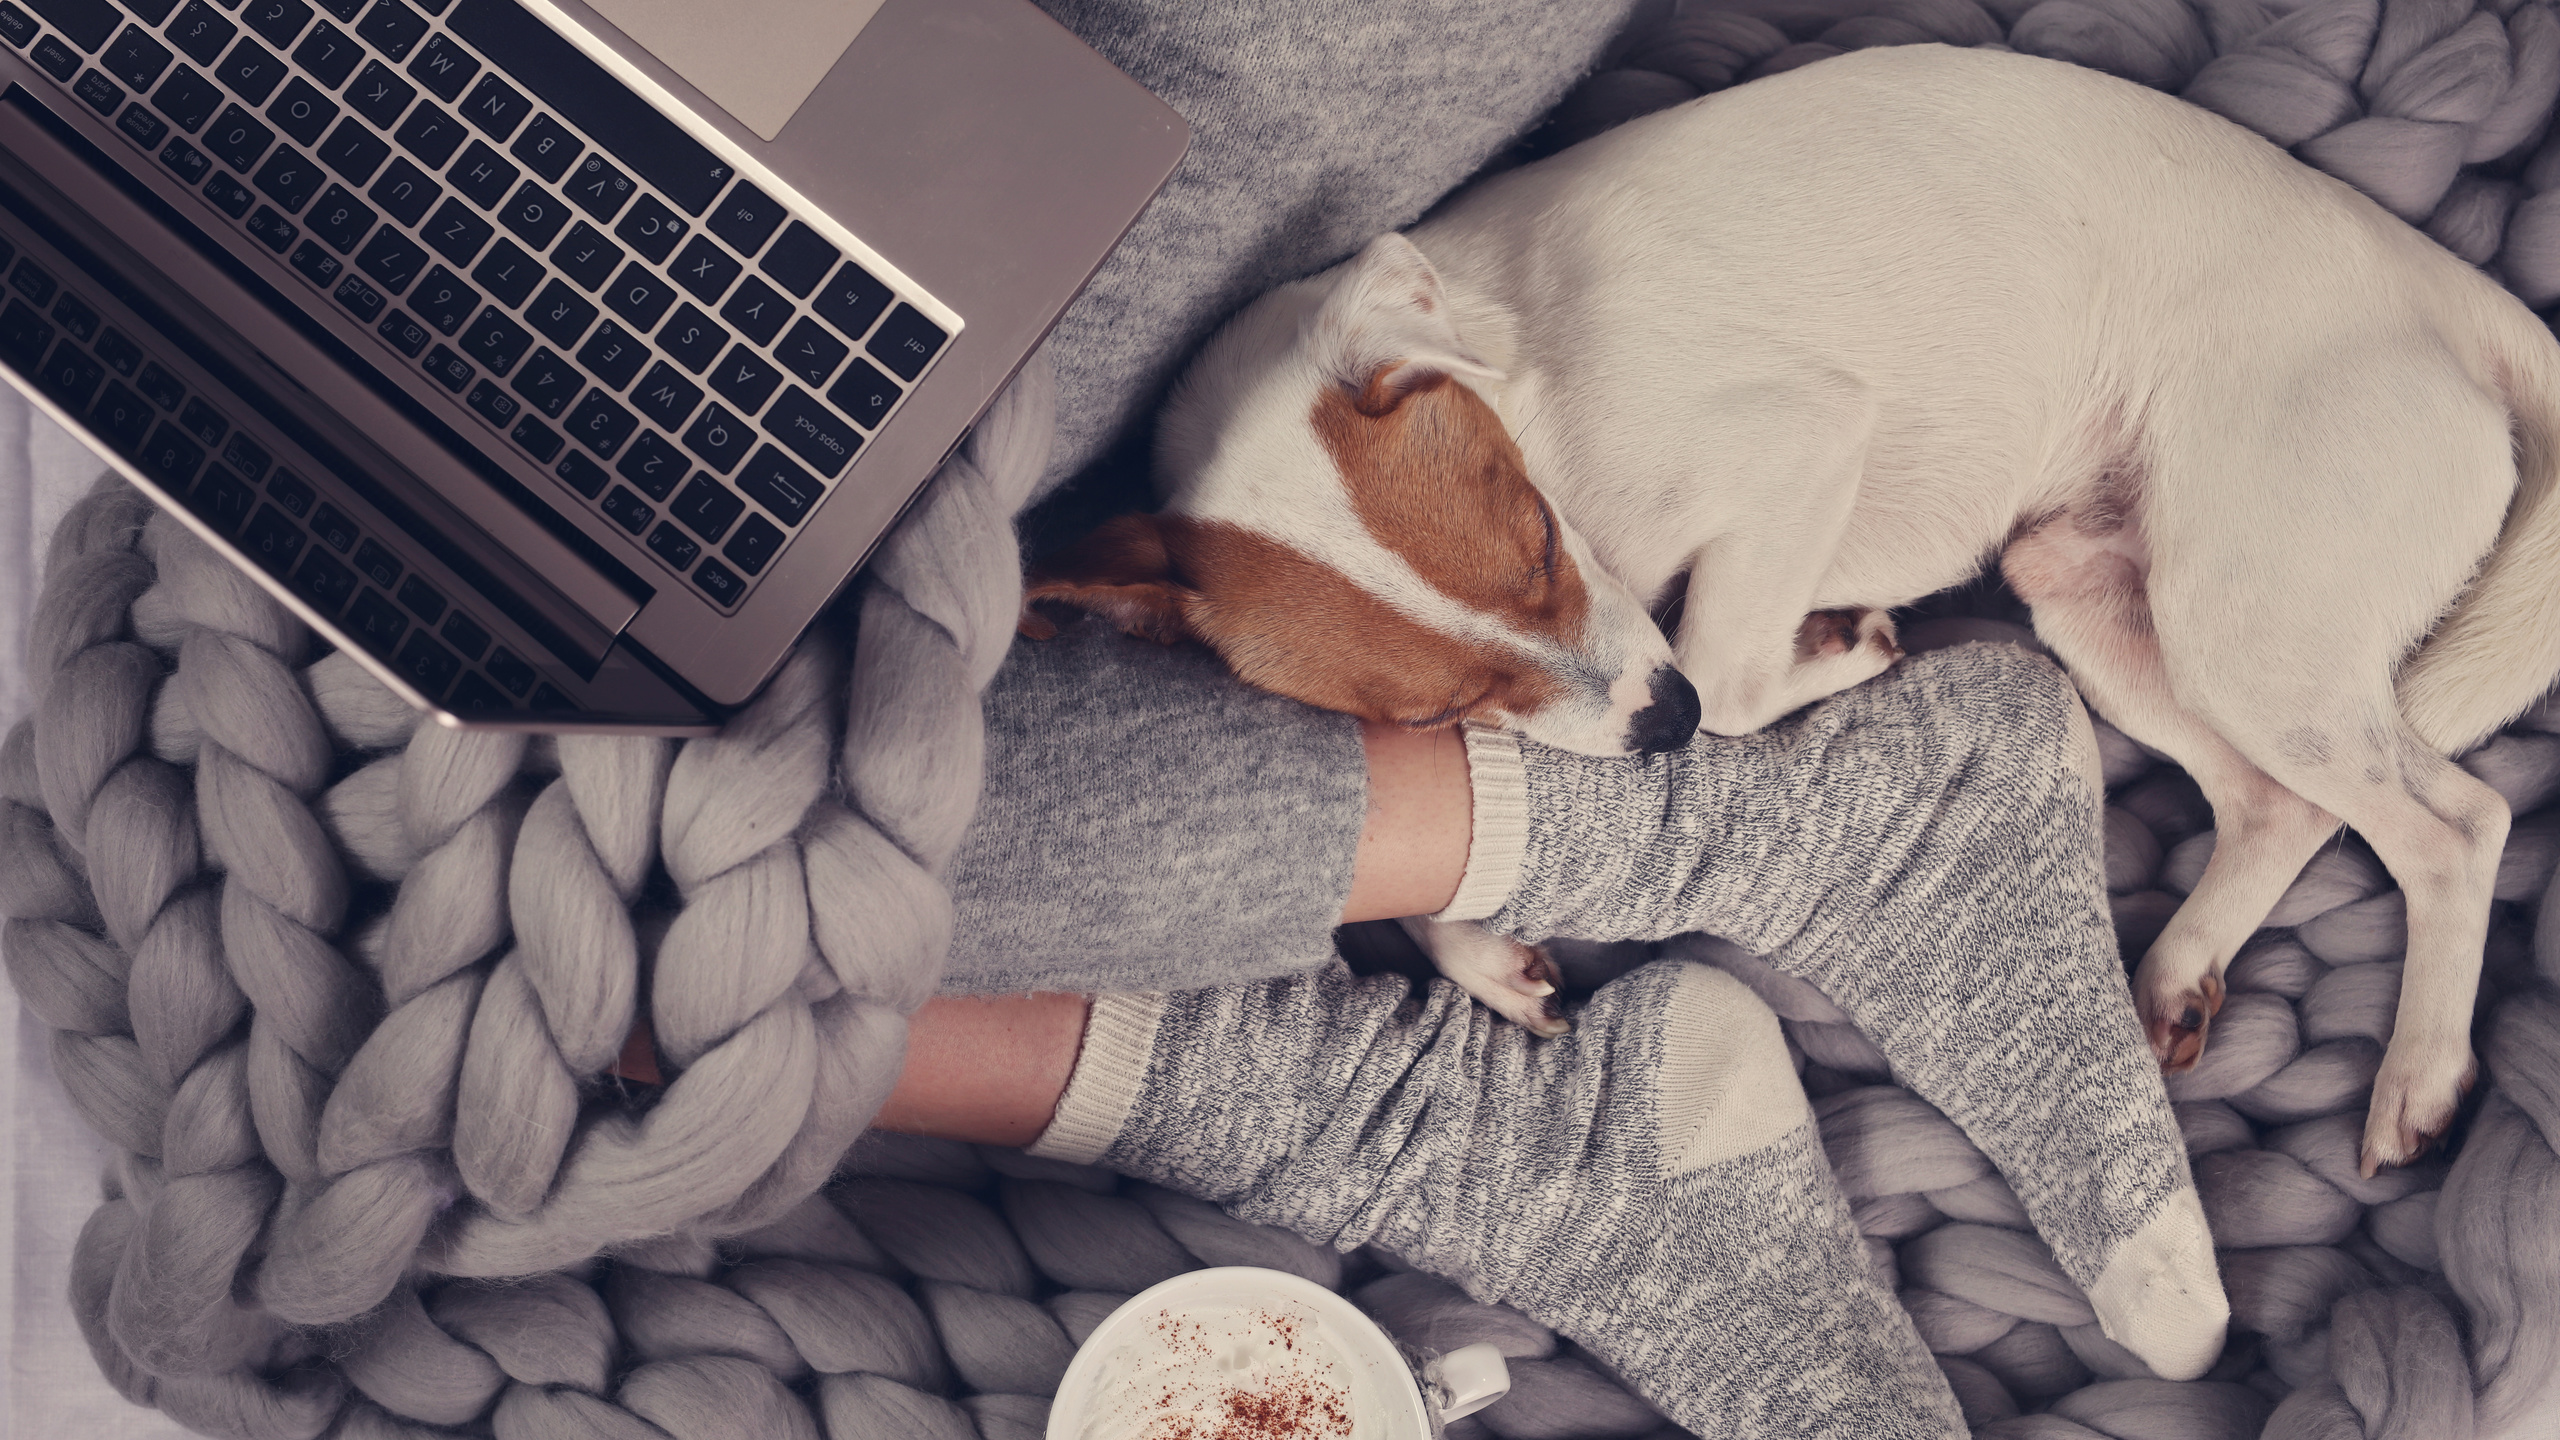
[1022,512,1565,730]
[1314,365,1592,651]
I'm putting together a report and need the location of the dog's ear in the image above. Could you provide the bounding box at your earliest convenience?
[1021,513,1199,645]
[1314,234,1505,416]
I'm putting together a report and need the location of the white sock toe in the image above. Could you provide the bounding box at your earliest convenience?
[2085,1187,2228,1381]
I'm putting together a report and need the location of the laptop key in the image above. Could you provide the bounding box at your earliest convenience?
[139,423,206,489]
[757,221,836,299]
[159,136,212,182]
[602,262,675,329]
[153,66,222,131]
[667,235,738,304]
[422,197,491,265]
[564,390,636,458]
[483,644,533,693]
[252,146,322,213]
[241,504,304,572]
[240,0,309,51]
[178,396,226,445]
[735,444,818,524]
[495,180,566,248]
[365,154,438,224]
[438,611,486,658]
[668,473,742,542]
[645,521,698,570]
[615,429,683,499]
[395,573,443,622]
[690,556,742,607]
[679,403,750,474]
[24,0,112,50]
[408,265,475,334]
[244,205,296,252]
[204,104,271,171]
[392,100,464,167]
[166,1,234,63]
[129,0,181,22]
[551,221,620,291]
[95,327,143,375]
[308,501,356,550]
[49,292,96,342]
[553,449,606,498]
[306,184,373,252]
[707,178,783,257]
[7,260,52,304]
[563,152,633,223]
[376,308,429,356]
[574,317,643,389]
[447,140,517,209]
[354,226,426,292]
[287,239,341,288]
[508,414,559,460]
[213,36,284,105]
[760,388,857,479]
[266,468,315,516]
[866,303,946,382]
[202,170,254,217]
[292,547,358,613]
[193,464,255,533]
[525,279,596,347]
[29,33,77,79]
[459,306,530,373]
[117,102,170,149]
[345,60,413,128]
[509,112,577,181]
[103,25,171,90]
[34,339,104,409]
[316,117,388,182]
[708,344,780,415]
[506,345,580,416]
[220,433,268,479]
[404,32,475,101]
[89,382,153,450]
[291,20,357,86]
[345,586,406,653]
[353,0,423,61]
[459,71,527,140]
[628,360,700,430]
[73,70,123,116]
[655,303,723,373]
[721,512,782,574]
[718,276,787,347]
[599,484,650,534]
[775,318,846,389]
[469,236,538,307]
[612,192,685,262]
[265,75,335,146]
[0,2,37,47]
[393,629,460,696]
[331,273,383,320]
[134,361,181,409]
[419,342,469,391]
[465,376,516,426]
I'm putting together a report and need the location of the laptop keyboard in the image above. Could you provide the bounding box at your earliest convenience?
[1,0,954,612]
[2,231,558,712]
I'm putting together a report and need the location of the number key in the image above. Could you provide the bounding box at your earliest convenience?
[408,264,476,334]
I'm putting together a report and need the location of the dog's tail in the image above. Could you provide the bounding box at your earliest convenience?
[2395,291,2560,756]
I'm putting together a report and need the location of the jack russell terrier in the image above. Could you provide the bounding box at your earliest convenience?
[1022,43,2560,1175]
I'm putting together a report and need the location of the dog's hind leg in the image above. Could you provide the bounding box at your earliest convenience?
[2005,522,2345,1077]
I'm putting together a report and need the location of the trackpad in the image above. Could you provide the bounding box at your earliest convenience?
[581,0,887,142]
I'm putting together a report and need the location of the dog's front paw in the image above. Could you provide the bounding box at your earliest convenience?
[1400,917,1570,1037]
[2362,1044,2477,1176]
[2133,966,2224,1073]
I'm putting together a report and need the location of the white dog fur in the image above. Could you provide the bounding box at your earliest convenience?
[1029,43,2560,1175]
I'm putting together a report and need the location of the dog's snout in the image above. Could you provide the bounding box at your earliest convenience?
[1625,666,1701,755]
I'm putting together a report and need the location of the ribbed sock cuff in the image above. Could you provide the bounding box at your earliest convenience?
[1025,991,1166,1164]
[1434,723,1529,923]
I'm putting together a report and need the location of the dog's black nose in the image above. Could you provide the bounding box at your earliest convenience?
[1625,666,1701,755]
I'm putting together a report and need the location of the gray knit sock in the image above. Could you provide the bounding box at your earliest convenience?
[1452,642,2228,1381]
[1031,959,1967,1440]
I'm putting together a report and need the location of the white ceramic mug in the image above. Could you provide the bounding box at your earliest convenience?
[1047,1266,1511,1440]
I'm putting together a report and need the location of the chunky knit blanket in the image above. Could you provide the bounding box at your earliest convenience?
[11,0,2560,1437]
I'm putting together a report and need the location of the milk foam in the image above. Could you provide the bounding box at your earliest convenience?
[1077,1298,1364,1440]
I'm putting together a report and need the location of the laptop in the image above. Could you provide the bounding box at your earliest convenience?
[0,0,1185,733]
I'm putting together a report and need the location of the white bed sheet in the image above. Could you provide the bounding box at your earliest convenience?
[1,384,192,1439]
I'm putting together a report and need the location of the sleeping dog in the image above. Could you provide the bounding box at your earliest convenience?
[1022,43,2560,1175]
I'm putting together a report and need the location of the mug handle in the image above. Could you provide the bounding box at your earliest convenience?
[1427,1342,1511,1422]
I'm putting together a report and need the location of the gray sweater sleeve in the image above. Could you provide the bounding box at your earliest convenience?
[940,614,1368,994]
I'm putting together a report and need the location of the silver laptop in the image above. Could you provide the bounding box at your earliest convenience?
[0,0,1185,733]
